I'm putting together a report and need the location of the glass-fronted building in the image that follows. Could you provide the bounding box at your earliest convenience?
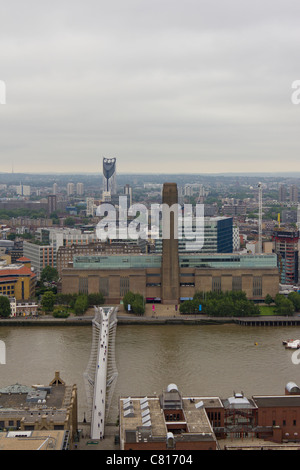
[155,217,233,254]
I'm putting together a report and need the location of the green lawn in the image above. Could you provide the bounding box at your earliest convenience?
[259,305,277,316]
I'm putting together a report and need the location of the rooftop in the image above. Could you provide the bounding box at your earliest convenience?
[253,395,300,408]
[120,391,216,445]
[71,252,278,270]
[0,430,67,450]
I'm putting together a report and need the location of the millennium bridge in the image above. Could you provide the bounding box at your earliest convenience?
[83,306,118,440]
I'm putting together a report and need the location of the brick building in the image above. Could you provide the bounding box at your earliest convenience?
[0,257,36,301]
[120,383,300,450]
[61,183,279,304]
[0,371,77,449]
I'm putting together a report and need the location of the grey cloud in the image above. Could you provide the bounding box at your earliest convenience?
[1,0,300,173]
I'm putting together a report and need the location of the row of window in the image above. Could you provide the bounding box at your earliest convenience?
[212,276,262,296]
[0,286,15,294]
[0,420,20,429]
[77,276,263,297]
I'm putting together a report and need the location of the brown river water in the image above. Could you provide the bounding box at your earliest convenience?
[1,323,300,422]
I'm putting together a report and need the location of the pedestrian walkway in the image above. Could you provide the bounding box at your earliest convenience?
[84,307,118,441]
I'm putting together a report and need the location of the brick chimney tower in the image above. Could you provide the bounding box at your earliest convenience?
[161,183,180,305]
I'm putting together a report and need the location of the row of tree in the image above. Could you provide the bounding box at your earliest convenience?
[122,291,145,315]
[179,290,261,317]
[41,291,105,316]
[179,290,300,317]
[0,296,11,317]
[272,292,300,316]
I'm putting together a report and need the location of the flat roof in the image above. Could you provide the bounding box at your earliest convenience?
[120,395,217,443]
[120,397,166,439]
[253,395,300,408]
[0,430,67,450]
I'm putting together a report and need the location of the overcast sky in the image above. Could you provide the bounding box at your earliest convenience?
[1,0,300,175]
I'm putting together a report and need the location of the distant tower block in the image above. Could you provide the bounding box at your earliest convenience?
[161,183,180,305]
[103,158,117,195]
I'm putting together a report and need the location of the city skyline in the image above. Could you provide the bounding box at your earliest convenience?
[1,1,300,175]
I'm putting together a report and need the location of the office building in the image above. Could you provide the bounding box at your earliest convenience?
[67,183,74,196]
[16,185,31,197]
[0,257,36,300]
[233,226,240,251]
[155,216,233,254]
[47,195,57,215]
[103,157,117,195]
[290,184,299,204]
[23,240,56,280]
[278,184,287,203]
[0,240,23,263]
[273,229,299,285]
[86,197,95,217]
[76,182,84,196]
[124,184,132,207]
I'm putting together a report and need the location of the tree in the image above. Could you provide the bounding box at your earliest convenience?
[74,294,89,315]
[288,292,300,312]
[275,296,295,316]
[88,292,105,307]
[265,294,273,305]
[132,299,145,315]
[55,293,77,308]
[41,291,56,312]
[64,217,75,227]
[186,290,260,317]
[7,233,16,241]
[123,291,136,312]
[123,291,145,315]
[40,266,59,284]
[0,296,11,318]
[52,307,70,318]
[179,300,199,314]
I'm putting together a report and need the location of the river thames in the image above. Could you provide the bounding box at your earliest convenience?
[1,323,300,423]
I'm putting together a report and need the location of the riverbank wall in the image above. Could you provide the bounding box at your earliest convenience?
[0,314,300,326]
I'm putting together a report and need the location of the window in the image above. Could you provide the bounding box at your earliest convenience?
[232,276,242,291]
[79,277,88,294]
[253,277,262,296]
[120,277,129,296]
[99,277,109,296]
[212,277,221,293]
